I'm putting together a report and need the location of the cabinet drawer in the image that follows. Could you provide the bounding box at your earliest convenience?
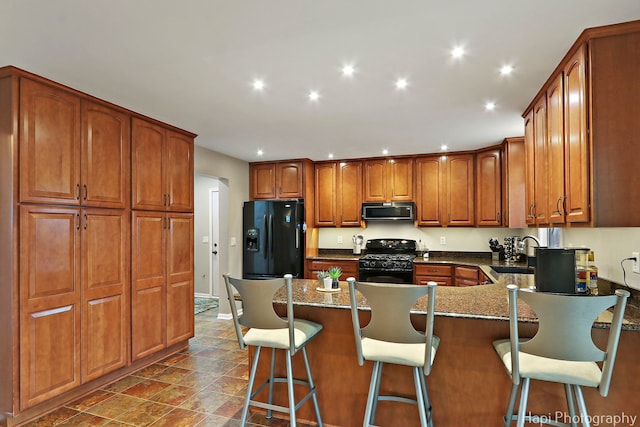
[455,266,479,280]
[416,275,453,287]
[415,264,452,277]
[306,259,358,279]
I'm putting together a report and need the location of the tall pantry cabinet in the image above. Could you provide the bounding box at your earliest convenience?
[0,66,195,425]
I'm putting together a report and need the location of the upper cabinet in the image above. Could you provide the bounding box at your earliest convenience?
[250,160,312,200]
[314,160,363,227]
[363,158,413,202]
[416,154,474,227]
[523,21,640,226]
[475,147,502,227]
[19,79,130,208]
[131,118,194,212]
[502,137,526,228]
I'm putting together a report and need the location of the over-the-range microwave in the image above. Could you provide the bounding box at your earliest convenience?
[361,202,415,221]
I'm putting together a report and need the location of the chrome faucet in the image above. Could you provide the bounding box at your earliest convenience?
[517,235,541,254]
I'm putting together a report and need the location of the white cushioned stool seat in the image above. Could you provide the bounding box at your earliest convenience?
[244,319,323,349]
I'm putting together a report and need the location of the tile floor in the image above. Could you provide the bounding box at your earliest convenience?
[23,307,314,427]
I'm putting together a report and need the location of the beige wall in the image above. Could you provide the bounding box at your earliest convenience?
[194,145,249,279]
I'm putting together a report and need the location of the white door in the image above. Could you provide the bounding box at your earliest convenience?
[209,189,220,297]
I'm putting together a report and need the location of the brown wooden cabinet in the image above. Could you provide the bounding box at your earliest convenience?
[0,66,195,423]
[19,79,130,208]
[131,212,194,361]
[416,154,474,226]
[363,158,413,202]
[502,137,526,228]
[523,21,640,226]
[454,265,482,287]
[314,160,363,227]
[132,118,193,212]
[475,147,502,226]
[414,263,453,286]
[250,160,311,200]
[305,259,359,280]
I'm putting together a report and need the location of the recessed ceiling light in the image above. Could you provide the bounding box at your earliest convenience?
[257,149,264,156]
[395,78,409,90]
[341,63,356,78]
[440,144,448,151]
[451,46,465,59]
[500,65,514,76]
[308,90,321,102]
[328,153,334,159]
[252,79,266,91]
[485,101,496,111]
[382,149,389,155]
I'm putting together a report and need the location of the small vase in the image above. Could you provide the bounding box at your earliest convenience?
[332,279,339,289]
[323,277,332,290]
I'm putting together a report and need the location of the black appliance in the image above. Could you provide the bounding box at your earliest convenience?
[243,200,305,279]
[358,238,416,284]
[362,202,415,221]
[535,247,589,294]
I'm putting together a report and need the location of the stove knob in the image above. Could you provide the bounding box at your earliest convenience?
[381,261,388,268]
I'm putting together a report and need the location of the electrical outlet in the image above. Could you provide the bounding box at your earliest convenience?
[633,252,640,273]
[337,235,343,244]
[440,236,446,245]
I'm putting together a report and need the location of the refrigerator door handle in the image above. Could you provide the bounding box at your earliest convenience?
[269,214,274,259]
[263,214,269,260]
[296,227,300,249]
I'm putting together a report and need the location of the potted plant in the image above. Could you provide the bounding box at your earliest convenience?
[328,266,342,289]
[317,270,332,289]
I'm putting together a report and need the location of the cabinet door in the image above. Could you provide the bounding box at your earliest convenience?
[533,96,549,224]
[337,161,363,226]
[250,163,277,200]
[314,162,337,226]
[547,74,566,224]
[81,209,129,382]
[476,148,502,226]
[167,214,194,346]
[166,130,194,212]
[524,110,536,225]
[277,161,304,199]
[131,211,166,360]
[416,156,443,226]
[81,101,130,208]
[363,159,387,202]
[132,118,166,210]
[19,206,81,409]
[19,78,81,205]
[445,154,474,226]
[389,159,413,201]
[564,46,590,224]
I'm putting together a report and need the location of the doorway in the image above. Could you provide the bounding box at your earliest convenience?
[194,174,229,299]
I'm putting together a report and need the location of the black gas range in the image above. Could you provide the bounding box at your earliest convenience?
[358,238,417,284]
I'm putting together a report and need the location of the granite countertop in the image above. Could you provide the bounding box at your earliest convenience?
[275,276,640,331]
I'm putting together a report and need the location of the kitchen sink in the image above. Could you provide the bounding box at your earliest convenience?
[490,265,535,275]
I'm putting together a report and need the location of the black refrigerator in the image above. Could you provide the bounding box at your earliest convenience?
[242,200,305,279]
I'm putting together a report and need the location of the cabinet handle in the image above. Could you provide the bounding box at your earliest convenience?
[167,193,171,207]
[83,213,88,230]
[562,196,567,216]
[553,196,566,216]
[83,184,88,201]
[76,184,80,200]
[76,213,80,230]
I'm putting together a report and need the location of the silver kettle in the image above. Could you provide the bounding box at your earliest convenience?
[352,234,364,255]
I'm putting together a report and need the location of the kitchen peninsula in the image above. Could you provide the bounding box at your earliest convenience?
[248,273,640,427]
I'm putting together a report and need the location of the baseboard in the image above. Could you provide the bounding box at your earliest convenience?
[217,308,241,321]
[194,294,218,299]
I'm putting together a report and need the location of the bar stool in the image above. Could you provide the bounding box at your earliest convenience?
[347,278,439,427]
[223,273,323,426]
[493,285,630,427]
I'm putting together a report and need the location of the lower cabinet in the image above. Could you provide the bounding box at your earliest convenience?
[415,264,453,286]
[131,211,193,361]
[305,259,359,280]
[19,205,129,409]
[416,263,487,287]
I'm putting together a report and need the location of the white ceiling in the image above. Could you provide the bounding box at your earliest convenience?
[2,1,640,162]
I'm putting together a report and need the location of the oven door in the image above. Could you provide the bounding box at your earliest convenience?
[358,268,414,284]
